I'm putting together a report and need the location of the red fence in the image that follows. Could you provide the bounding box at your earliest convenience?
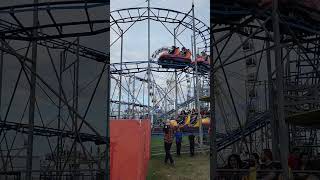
[110,119,151,180]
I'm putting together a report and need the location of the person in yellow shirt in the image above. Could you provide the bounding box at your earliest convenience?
[244,153,260,180]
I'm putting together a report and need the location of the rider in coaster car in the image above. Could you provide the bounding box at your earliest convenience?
[181,47,187,56]
[185,49,192,59]
[201,51,208,62]
[168,46,176,54]
[173,46,180,56]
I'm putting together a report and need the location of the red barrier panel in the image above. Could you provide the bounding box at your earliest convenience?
[110,119,151,180]
[142,120,151,177]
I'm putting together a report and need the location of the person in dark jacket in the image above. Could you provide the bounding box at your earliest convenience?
[188,132,195,156]
[175,127,183,156]
[163,121,174,165]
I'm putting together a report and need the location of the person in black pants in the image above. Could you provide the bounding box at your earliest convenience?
[163,122,174,165]
[188,132,195,156]
[175,128,183,156]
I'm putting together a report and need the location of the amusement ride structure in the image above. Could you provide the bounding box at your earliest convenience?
[0,1,109,179]
[0,0,320,179]
[109,1,211,149]
[110,3,320,178]
[210,0,320,179]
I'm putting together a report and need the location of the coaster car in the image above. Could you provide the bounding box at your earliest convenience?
[192,53,210,72]
[158,46,192,69]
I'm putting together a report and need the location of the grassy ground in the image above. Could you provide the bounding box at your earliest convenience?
[147,136,209,180]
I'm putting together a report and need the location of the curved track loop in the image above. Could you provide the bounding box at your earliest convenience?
[211,2,320,39]
[111,7,210,51]
[0,1,109,40]
[0,2,109,62]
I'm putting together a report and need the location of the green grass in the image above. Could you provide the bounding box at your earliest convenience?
[147,137,209,180]
[151,136,190,152]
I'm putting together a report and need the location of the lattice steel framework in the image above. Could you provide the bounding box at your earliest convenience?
[109,5,210,126]
[0,1,109,179]
[210,1,320,179]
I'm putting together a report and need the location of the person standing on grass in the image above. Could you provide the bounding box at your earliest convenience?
[163,120,174,165]
[175,127,183,156]
[188,131,195,156]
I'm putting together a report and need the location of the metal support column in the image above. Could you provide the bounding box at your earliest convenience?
[175,71,178,118]
[0,39,5,174]
[209,18,217,180]
[174,28,178,119]
[272,1,289,178]
[132,77,136,118]
[192,2,203,147]
[106,71,111,179]
[106,27,111,180]
[26,1,38,179]
[147,0,152,124]
[57,52,64,179]
[266,33,279,160]
[73,37,80,171]
[128,77,131,115]
[118,30,123,119]
[0,42,3,120]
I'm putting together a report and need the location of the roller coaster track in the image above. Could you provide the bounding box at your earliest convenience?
[110,100,150,108]
[217,111,271,151]
[0,1,110,151]
[111,7,210,51]
[158,96,196,119]
[0,18,109,63]
[211,2,320,38]
[152,111,271,151]
[0,121,106,145]
[2,110,270,150]
[0,1,110,41]
[110,60,210,75]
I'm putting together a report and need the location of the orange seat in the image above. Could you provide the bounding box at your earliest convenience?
[173,48,180,56]
[185,50,192,59]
